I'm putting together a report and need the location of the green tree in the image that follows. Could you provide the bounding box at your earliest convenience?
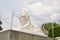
[0,26,2,31]
[42,23,52,30]
[42,22,60,35]
[42,22,60,31]
[48,26,60,38]
[0,19,2,31]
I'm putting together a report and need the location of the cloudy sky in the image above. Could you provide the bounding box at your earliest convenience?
[0,0,60,30]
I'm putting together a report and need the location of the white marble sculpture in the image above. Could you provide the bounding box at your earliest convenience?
[13,10,46,36]
[19,10,43,32]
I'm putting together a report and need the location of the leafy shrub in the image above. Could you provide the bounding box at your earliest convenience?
[48,26,60,38]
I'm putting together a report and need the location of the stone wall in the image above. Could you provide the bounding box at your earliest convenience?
[0,30,10,40]
[0,30,54,40]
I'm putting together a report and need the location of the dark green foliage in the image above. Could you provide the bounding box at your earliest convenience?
[42,22,60,38]
[0,20,2,31]
[42,22,60,30]
[0,26,2,31]
[0,20,2,25]
[42,23,53,30]
[48,26,60,38]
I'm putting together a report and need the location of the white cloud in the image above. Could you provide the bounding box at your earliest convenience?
[22,1,60,24]
[27,2,53,16]
[51,13,60,21]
